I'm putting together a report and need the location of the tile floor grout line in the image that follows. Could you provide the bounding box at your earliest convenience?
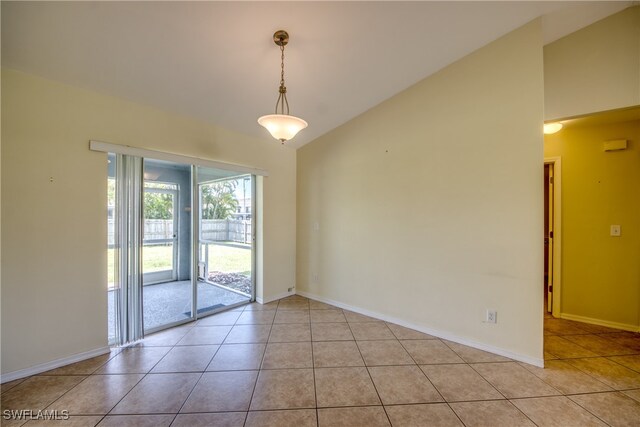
[242,300,277,425]
[394,330,469,426]
[465,362,511,401]
[564,393,615,427]
[561,333,637,354]
[559,356,637,390]
[533,358,617,392]
[439,337,473,362]
[170,299,249,425]
[0,378,28,395]
[545,353,634,361]
[508,362,564,396]
[308,312,320,427]
[106,315,232,420]
[443,401,468,426]
[546,334,603,358]
[168,355,215,426]
[344,316,394,426]
[93,414,109,426]
[18,375,92,420]
[94,369,151,420]
[386,398,511,405]
[604,354,640,374]
[505,396,562,427]
[30,350,130,420]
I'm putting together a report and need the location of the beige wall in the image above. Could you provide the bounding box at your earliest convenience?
[297,21,545,363]
[544,6,640,121]
[1,69,296,375]
[544,119,640,329]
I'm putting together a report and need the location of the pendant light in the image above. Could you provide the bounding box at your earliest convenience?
[258,30,308,143]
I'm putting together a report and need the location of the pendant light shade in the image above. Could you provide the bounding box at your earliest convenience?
[258,30,308,143]
[257,114,308,142]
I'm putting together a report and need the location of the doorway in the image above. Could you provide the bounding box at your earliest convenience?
[106,152,256,345]
[544,157,562,317]
[142,182,178,284]
[196,169,254,315]
[142,158,193,332]
[544,163,553,313]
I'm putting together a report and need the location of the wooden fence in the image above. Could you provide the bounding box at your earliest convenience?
[108,219,251,245]
[145,219,174,240]
[201,219,251,244]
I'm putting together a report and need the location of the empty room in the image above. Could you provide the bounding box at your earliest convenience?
[2,1,639,426]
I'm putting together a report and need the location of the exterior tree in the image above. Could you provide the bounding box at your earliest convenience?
[144,192,173,219]
[201,180,239,220]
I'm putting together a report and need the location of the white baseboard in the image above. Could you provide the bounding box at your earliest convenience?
[257,289,295,305]
[560,312,640,333]
[297,290,544,368]
[1,346,112,383]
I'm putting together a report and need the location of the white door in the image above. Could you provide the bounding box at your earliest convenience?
[143,185,179,284]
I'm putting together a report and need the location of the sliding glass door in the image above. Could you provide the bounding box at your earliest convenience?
[196,168,254,315]
[142,159,193,333]
[107,152,255,345]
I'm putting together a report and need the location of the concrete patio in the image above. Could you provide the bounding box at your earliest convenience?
[108,280,250,342]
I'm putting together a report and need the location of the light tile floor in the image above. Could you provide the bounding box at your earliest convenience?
[2,296,640,426]
[108,280,250,341]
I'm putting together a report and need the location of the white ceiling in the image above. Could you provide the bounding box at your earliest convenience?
[561,106,640,129]
[1,1,633,148]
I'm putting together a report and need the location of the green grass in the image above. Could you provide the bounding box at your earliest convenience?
[108,242,251,284]
[204,243,251,276]
[143,245,174,272]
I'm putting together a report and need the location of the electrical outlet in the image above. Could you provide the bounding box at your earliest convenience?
[312,273,318,282]
[287,287,294,292]
[485,310,497,324]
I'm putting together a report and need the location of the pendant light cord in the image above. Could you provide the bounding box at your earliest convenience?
[275,41,290,115]
[280,44,285,88]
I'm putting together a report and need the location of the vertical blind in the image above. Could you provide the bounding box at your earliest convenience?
[113,154,145,345]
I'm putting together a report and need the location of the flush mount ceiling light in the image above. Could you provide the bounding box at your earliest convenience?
[258,30,308,143]
[543,122,563,134]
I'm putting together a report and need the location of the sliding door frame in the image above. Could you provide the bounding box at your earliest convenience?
[251,175,257,302]
[191,171,257,321]
[98,141,264,341]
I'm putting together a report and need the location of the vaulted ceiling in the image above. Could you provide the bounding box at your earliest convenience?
[1,1,632,147]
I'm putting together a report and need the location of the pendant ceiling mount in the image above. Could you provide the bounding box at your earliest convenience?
[273,30,289,47]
